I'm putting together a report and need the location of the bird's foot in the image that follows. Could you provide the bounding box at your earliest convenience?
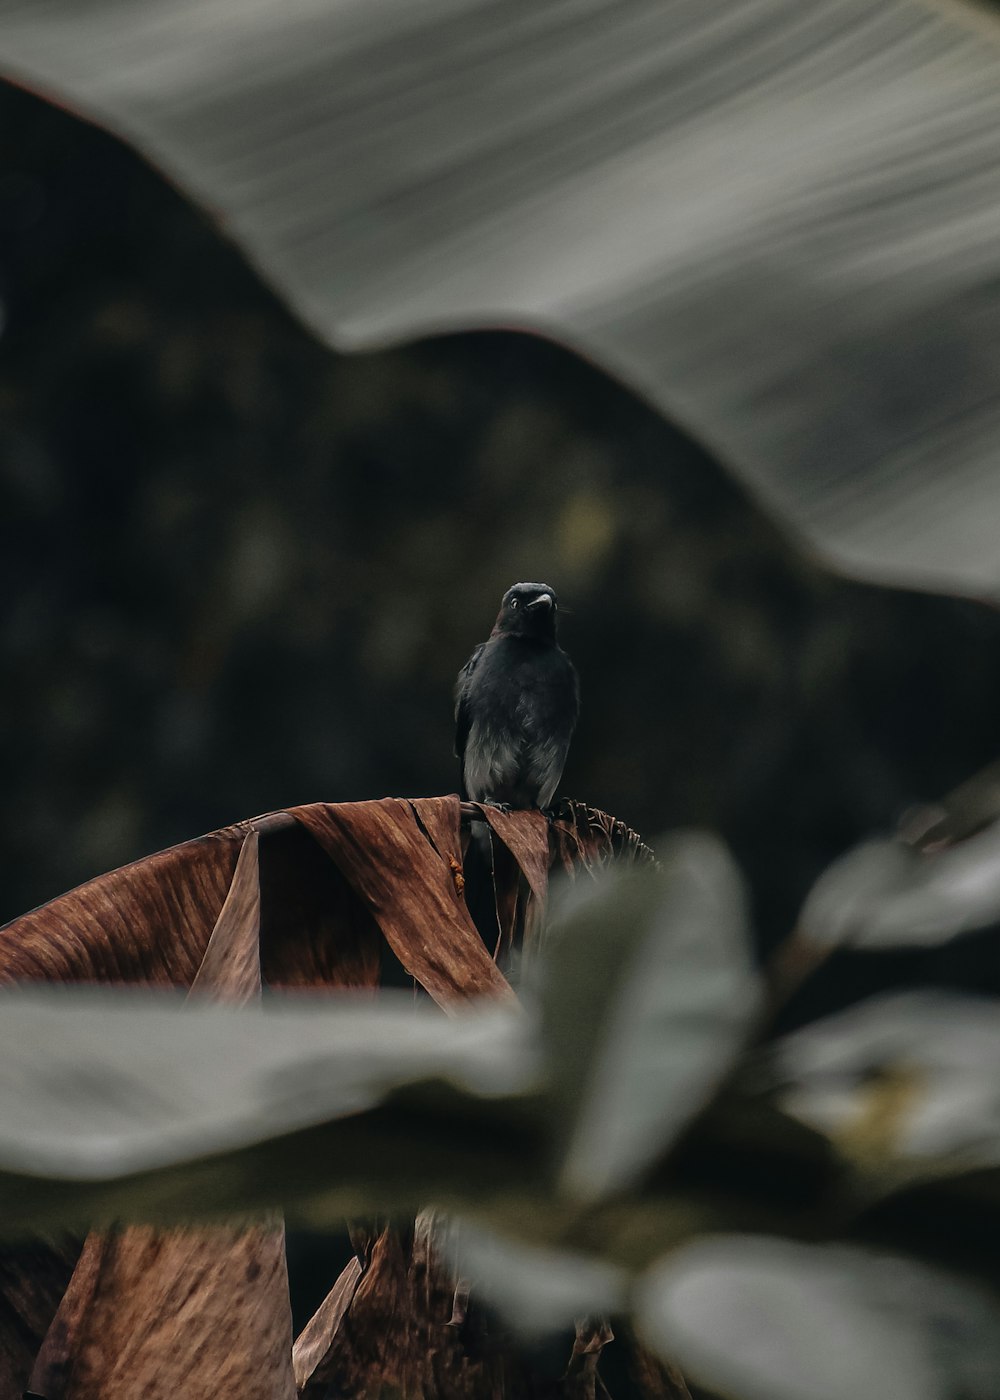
[481,798,512,814]
[540,798,573,824]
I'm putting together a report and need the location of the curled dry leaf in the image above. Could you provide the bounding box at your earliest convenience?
[0,796,644,1399]
[26,830,298,1400]
[290,800,512,1008]
[291,801,660,1400]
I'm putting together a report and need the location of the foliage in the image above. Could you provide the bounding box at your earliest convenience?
[3,0,1000,599]
[2,3,1000,1396]
[2,792,1000,1397]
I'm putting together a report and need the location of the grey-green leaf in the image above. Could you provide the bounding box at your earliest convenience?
[537,831,760,1201]
[799,820,1000,950]
[443,1220,627,1336]
[635,1236,1000,1400]
[772,989,1000,1167]
[0,986,533,1182]
[2,1,1000,592]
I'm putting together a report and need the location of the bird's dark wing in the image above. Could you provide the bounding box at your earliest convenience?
[454,642,485,764]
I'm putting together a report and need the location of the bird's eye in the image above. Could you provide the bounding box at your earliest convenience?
[509,598,519,609]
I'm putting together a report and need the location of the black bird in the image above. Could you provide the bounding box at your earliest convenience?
[455,582,579,811]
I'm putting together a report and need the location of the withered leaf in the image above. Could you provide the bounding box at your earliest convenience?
[0,796,641,1398]
[290,799,515,1008]
[29,829,298,1400]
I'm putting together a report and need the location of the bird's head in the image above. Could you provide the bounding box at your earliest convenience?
[492,581,560,640]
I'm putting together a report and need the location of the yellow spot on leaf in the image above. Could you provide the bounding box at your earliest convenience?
[834,1062,925,1168]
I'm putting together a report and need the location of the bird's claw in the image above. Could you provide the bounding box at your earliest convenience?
[482,799,512,814]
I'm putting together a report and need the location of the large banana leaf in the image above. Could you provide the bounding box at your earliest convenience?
[1,0,999,594]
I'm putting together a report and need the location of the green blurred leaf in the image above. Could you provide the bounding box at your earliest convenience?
[635,1235,1000,1400]
[772,990,1000,1173]
[537,831,760,1202]
[799,821,1000,950]
[444,1220,627,1336]
[0,985,535,1184]
[4,1,1000,592]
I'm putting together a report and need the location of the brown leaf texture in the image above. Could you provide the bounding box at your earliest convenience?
[0,824,246,989]
[0,795,652,1398]
[293,1213,688,1400]
[0,824,238,1397]
[290,799,514,1009]
[289,800,657,1400]
[0,1242,77,1400]
[27,829,298,1400]
[475,805,551,907]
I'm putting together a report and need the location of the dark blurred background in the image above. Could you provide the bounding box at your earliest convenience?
[4,75,1000,966]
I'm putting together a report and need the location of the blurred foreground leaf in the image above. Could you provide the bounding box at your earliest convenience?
[6,797,1000,1397]
[772,990,1000,1175]
[635,1236,1000,1400]
[799,820,1000,951]
[0,987,537,1231]
[444,1221,628,1337]
[0,799,663,1398]
[2,2,1000,592]
[538,832,760,1201]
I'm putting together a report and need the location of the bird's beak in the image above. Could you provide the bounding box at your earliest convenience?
[527,594,553,611]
